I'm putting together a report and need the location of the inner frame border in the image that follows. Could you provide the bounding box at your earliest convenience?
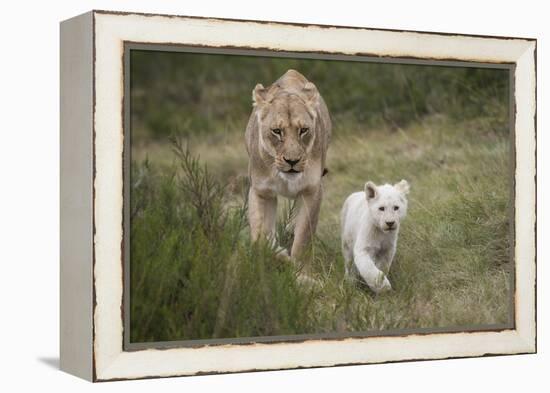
[122,42,517,352]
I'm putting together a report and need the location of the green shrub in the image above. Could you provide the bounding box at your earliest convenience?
[130,141,316,342]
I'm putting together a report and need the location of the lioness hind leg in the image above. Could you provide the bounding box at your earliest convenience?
[248,187,277,242]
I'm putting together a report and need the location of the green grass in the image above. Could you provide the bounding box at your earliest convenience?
[129,113,512,342]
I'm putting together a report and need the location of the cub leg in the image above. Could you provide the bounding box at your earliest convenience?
[340,200,353,280]
[342,240,354,280]
[248,187,277,244]
[377,246,396,276]
[353,250,392,293]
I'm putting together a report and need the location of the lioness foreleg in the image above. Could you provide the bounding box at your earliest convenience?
[291,186,322,258]
[248,188,277,243]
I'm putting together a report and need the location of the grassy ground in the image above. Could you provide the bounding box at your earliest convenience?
[129,112,512,342]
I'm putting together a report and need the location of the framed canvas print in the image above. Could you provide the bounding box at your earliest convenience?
[60,10,537,381]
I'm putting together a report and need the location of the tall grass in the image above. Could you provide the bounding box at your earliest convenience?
[130,140,318,342]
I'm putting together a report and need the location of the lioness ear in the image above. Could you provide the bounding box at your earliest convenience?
[365,181,378,200]
[302,82,320,105]
[252,83,268,106]
[395,179,410,195]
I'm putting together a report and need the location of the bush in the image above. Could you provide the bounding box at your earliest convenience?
[129,140,316,342]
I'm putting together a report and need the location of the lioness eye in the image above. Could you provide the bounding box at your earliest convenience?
[300,127,309,135]
[271,128,282,135]
[394,206,399,211]
[378,206,385,211]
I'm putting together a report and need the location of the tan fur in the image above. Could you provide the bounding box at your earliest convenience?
[245,69,332,258]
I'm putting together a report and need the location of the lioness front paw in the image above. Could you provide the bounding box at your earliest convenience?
[296,272,320,287]
[274,247,291,261]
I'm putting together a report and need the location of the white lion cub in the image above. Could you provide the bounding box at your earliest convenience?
[340,180,410,293]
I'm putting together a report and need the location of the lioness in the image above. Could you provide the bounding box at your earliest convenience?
[245,69,331,258]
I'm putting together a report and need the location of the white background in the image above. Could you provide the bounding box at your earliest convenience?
[0,0,546,391]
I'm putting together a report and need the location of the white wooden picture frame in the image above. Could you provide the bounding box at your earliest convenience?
[60,10,536,381]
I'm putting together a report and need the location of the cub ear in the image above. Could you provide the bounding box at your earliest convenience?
[395,179,410,195]
[252,83,268,106]
[364,181,378,200]
[302,82,320,105]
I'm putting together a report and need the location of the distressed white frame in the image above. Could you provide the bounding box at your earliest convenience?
[61,10,536,381]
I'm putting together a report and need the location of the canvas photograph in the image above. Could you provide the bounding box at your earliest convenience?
[125,47,513,346]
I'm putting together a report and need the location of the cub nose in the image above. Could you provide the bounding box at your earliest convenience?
[386,221,395,228]
[283,157,301,167]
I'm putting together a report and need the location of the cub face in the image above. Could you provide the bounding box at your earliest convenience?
[364,180,410,232]
[252,83,319,176]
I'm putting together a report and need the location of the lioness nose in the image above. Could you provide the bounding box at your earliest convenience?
[386,221,395,228]
[284,157,301,166]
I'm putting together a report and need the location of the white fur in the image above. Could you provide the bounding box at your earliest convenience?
[340,180,410,293]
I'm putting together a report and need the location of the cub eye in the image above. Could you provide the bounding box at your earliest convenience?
[271,128,282,135]
[394,206,399,211]
[300,127,309,136]
[378,206,385,211]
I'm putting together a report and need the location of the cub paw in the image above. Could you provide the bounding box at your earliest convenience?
[372,274,392,294]
[379,276,392,292]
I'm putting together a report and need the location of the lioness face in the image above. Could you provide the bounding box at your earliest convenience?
[253,85,319,177]
[365,180,410,232]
